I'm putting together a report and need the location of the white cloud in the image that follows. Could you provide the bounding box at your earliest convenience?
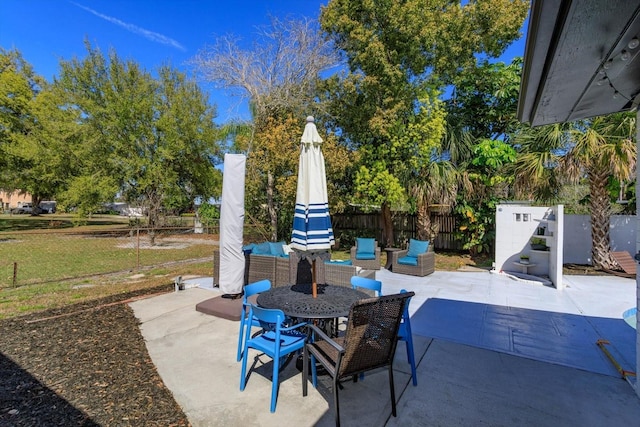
[71,2,186,51]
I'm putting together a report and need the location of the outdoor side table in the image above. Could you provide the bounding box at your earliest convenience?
[383,248,401,271]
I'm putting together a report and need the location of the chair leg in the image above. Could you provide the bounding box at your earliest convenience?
[333,375,341,427]
[270,356,279,413]
[310,354,318,388]
[302,346,309,396]
[388,365,397,417]
[240,345,249,391]
[236,315,246,362]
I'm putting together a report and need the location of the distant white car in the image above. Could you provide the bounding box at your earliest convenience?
[11,203,33,214]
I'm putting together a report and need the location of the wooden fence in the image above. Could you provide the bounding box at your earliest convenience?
[332,212,463,251]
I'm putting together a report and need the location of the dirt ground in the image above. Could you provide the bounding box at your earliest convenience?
[0,284,189,426]
[0,255,624,426]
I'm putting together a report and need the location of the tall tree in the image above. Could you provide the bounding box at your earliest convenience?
[512,113,636,269]
[320,0,529,246]
[0,48,49,204]
[8,84,86,213]
[446,58,523,141]
[53,43,221,239]
[439,58,524,253]
[191,17,340,241]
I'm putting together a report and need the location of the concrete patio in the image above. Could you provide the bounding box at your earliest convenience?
[129,269,640,426]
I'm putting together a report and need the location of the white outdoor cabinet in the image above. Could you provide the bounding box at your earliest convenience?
[494,204,564,289]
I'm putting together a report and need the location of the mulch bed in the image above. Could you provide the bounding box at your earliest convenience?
[0,284,189,426]
[563,263,625,276]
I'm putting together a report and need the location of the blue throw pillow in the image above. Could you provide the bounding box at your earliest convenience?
[355,237,376,259]
[253,242,271,255]
[268,241,286,256]
[407,239,429,257]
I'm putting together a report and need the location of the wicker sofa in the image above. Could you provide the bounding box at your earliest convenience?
[242,241,292,287]
[391,243,435,277]
[247,253,290,287]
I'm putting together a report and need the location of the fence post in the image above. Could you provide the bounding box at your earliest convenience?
[136,228,140,270]
[13,262,17,287]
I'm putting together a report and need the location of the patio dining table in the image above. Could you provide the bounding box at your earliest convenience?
[257,283,370,374]
[256,283,369,320]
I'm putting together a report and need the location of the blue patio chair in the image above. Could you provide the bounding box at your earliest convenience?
[350,276,383,296]
[240,304,307,413]
[236,279,272,362]
[398,289,417,386]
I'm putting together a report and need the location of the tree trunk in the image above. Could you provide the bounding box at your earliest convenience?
[416,201,430,241]
[147,208,157,246]
[416,198,441,242]
[266,170,277,241]
[381,203,394,247]
[589,169,617,270]
[146,189,163,247]
[31,195,43,215]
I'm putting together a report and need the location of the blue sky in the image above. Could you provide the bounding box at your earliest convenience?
[1,0,528,124]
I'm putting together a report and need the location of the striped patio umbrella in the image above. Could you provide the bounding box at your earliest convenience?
[290,116,335,252]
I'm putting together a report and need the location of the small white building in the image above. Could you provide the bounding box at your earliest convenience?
[494,204,564,289]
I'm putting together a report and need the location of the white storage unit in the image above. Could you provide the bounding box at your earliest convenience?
[494,204,564,289]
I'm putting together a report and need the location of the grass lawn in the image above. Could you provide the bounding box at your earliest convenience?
[0,213,132,231]
[0,230,215,286]
[0,258,215,319]
[0,214,213,318]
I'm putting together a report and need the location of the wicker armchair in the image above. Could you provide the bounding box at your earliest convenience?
[350,238,381,270]
[391,244,435,276]
[323,262,376,287]
[302,292,415,427]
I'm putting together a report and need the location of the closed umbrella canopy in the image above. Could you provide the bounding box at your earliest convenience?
[291,116,335,252]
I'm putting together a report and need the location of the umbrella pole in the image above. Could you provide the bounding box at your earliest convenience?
[312,258,317,298]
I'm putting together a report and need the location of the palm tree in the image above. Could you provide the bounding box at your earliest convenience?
[512,113,636,270]
[411,160,459,242]
[408,126,473,244]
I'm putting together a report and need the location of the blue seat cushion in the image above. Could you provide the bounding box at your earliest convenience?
[268,241,286,256]
[407,239,429,258]
[356,238,376,259]
[326,259,352,265]
[252,242,272,255]
[398,256,418,266]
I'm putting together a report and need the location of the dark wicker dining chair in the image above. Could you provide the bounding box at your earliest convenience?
[302,292,415,427]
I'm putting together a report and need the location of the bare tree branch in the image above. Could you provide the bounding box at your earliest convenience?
[190,16,339,122]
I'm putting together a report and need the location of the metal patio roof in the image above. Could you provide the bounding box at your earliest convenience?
[518,0,640,126]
